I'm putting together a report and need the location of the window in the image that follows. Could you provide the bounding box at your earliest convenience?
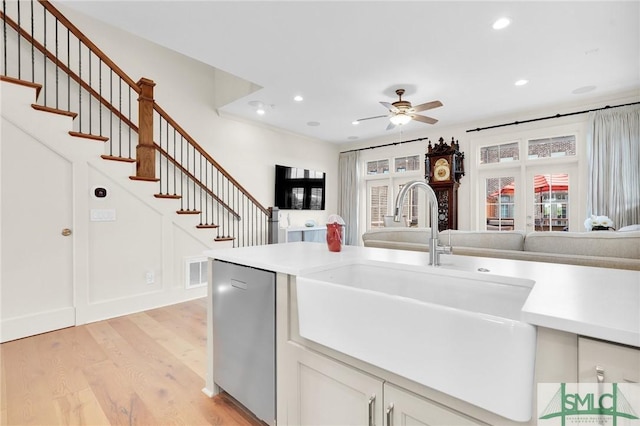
[532,174,570,231]
[528,135,576,159]
[363,152,424,232]
[367,159,389,175]
[395,155,420,173]
[480,142,519,164]
[476,131,579,232]
[485,177,515,230]
[368,184,388,228]
[186,257,208,289]
[398,183,419,226]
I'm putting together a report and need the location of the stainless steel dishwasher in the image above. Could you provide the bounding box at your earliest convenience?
[211,260,276,425]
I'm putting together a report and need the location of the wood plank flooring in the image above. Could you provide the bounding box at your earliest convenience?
[0,298,265,425]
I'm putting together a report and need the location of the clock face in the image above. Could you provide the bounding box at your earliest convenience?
[433,158,450,182]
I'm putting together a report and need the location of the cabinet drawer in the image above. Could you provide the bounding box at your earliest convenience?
[578,337,640,383]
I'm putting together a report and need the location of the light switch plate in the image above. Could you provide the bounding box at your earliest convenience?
[90,209,116,222]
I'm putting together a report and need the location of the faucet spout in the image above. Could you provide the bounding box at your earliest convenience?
[394,180,451,266]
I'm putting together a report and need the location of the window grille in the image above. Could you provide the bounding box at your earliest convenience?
[528,135,576,159]
[480,142,520,164]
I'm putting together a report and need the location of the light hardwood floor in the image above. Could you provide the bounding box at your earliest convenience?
[0,298,265,425]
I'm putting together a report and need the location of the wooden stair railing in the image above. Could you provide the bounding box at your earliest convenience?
[1,0,273,246]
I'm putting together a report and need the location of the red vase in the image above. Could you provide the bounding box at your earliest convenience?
[326,222,343,252]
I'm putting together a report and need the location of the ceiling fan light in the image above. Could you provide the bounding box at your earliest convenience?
[390,113,411,126]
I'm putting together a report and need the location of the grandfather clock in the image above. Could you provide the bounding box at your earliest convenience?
[425,137,465,231]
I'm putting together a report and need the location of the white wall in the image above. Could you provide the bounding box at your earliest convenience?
[1,5,341,333]
[57,3,341,229]
[350,90,639,240]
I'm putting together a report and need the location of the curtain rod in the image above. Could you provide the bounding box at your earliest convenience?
[466,101,640,133]
[340,101,640,153]
[340,135,430,154]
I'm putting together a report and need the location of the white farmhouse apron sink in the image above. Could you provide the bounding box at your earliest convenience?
[296,260,537,422]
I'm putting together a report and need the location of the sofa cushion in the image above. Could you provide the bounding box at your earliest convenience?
[524,231,640,260]
[362,228,432,244]
[440,230,525,251]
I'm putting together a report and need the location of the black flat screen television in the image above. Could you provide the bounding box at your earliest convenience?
[274,164,326,210]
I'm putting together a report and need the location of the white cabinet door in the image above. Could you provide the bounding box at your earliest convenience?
[384,383,485,426]
[578,337,640,384]
[295,349,383,426]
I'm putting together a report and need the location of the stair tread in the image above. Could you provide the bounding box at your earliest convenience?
[214,237,235,242]
[196,224,219,229]
[129,175,160,182]
[154,193,182,199]
[1,76,42,98]
[69,131,109,142]
[176,210,201,215]
[101,154,135,163]
[31,104,78,118]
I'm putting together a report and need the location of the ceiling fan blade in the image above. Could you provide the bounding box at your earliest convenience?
[355,114,388,123]
[411,114,438,125]
[386,121,396,131]
[380,101,399,113]
[412,100,443,113]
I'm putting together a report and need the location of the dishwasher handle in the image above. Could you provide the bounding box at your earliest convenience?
[231,279,248,290]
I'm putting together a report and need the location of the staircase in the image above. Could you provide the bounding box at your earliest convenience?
[1,0,275,248]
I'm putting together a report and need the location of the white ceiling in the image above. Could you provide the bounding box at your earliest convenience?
[58,1,639,145]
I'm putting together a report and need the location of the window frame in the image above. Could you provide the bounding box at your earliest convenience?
[472,127,581,231]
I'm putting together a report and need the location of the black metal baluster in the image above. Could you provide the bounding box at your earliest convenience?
[158,115,163,194]
[98,59,102,136]
[118,77,122,155]
[199,154,203,225]
[30,0,34,82]
[173,128,177,196]
[109,69,113,151]
[78,38,81,132]
[180,135,184,211]
[16,0,20,79]
[42,6,46,104]
[192,148,196,212]
[128,86,132,158]
[54,16,58,109]
[2,1,6,76]
[66,28,69,110]
[88,50,91,134]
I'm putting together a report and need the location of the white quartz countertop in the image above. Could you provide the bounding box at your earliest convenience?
[204,242,640,347]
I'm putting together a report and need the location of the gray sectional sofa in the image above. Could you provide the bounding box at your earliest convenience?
[361,228,640,270]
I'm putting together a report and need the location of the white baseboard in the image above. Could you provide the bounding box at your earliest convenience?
[0,307,75,343]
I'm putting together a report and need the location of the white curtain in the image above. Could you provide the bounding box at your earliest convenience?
[586,104,640,229]
[338,151,360,245]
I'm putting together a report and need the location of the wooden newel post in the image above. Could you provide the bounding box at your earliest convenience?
[136,77,156,180]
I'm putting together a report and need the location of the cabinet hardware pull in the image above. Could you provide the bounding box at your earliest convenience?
[385,403,394,426]
[368,395,376,426]
[596,365,604,383]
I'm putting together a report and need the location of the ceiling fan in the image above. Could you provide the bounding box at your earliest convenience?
[355,89,443,130]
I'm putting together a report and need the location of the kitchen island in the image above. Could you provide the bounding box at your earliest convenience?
[204,242,639,425]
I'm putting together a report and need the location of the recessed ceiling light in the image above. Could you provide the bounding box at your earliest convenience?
[515,79,529,86]
[256,108,266,115]
[348,136,359,140]
[294,95,304,102]
[352,120,359,125]
[307,121,320,127]
[493,17,511,30]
